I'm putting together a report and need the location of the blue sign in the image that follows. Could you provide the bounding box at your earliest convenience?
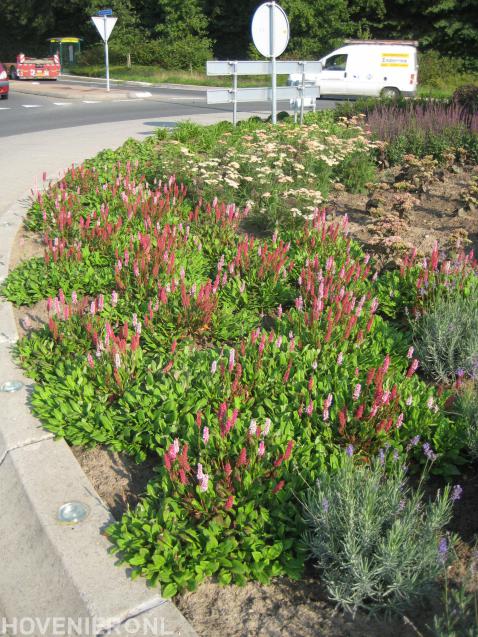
[97,8,113,16]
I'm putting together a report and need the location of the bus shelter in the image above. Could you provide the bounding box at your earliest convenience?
[48,37,82,67]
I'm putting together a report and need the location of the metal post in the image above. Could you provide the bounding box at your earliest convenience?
[269,1,277,124]
[104,17,110,92]
[300,61,305,125]
[231,61,238,126]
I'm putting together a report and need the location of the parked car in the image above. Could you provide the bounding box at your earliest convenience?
[287,40,418,99]
[0,63,9,99]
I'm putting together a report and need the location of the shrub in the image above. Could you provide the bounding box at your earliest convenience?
[418,51,464,89]
[153,35,213,70]
[334,150,376,193]
[303,450,455,617]
[454,384,478,461]
[430,548,478,637]
[453,84,478,115]
[411,289,478,384]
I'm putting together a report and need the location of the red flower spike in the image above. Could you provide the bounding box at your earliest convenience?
[273,480,285,494]
[284,440,294,461]
[338,408,347,435]
[236,448,247,468]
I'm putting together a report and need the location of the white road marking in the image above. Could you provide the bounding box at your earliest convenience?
[112,98,144,102]
[82,100,100,103]
[22,104,42,108]
[0,107,10,110]
[53,102,71,106]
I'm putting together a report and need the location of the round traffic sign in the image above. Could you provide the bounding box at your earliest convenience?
[251,2,290,58]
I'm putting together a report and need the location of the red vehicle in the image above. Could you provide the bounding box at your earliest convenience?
[0,63,8,99]
[8,52,61,80]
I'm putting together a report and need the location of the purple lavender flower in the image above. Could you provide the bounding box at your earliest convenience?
[437,537,448,565]
[423,442,437,462]
[346,444,354,457]
[322,497,329,513]
[451,484,463,502]
[378,448,385,465]
[406,435,420,451]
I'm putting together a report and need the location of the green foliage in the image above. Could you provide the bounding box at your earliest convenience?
[453,384,478,462]
[453,84,478,115]
[3,115,475,595]
[107,419,305,594]
[334,150,377,194]
[303,451,455,616]
[411,289,478,384]
[430,551,478,637]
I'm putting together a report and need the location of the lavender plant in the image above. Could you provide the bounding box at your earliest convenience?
[454,384,478,461]
[303,450,455,617]
[411,289,478,383]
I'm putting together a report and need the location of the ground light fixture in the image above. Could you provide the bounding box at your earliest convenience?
[57,501,90,524]
[0,380,24,392]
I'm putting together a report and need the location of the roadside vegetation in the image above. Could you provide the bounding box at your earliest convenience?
[66,64,289,88]
[2,98,478,634]
[67,51,478,98]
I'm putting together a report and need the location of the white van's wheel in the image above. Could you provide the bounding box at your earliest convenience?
[380,87,400,99]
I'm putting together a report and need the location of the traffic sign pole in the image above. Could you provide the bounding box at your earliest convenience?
[91,13,117,92]
[269,2,277,124]
[104,17,110,92]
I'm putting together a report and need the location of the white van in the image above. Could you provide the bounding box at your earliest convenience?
[287,40,418,99]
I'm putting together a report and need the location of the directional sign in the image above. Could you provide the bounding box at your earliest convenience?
[207,60,323,76]
[91,16,117,42]
[97,8,113,16]
[207,85,319,105]
[251,2,289,58]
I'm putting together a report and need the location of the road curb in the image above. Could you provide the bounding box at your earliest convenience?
[10,81,146,101]
[0,188,197,635]
[61,73,217,91]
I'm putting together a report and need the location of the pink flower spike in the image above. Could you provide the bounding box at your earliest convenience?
[353,384,362,401]
[197,463,204,480]
[258,441,265,457]
[200,474,209,492]
[407,346,414,359]
[228,348,235,372]
[202,426,210,444]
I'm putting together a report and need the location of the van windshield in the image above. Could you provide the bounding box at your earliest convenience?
[323,54,347,71]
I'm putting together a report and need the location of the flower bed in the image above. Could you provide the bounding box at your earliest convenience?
[3,114,478,628]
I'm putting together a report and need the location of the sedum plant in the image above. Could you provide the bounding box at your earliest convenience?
[303,450,455,617]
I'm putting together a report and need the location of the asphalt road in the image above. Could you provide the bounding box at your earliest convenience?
[0,76,336,138]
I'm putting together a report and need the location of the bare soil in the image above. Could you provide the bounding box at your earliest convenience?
[8,165,478,637]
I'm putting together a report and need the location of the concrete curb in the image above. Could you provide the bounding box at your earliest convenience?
[11,82,134,101]
[60,73,217,91]
[0,193,197,635]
